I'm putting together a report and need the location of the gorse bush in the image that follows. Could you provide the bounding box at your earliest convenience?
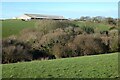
[81,26,94,34]
[2,37,33,64]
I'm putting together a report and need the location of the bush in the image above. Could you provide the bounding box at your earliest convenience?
[81,26,94,34]
[19,28,43,44]
[52,43,64,58]
[33,28,70,57]
[65,42,80,57]
[73,27,83,35]
[118,34,120,52]
[106,17,116,25]
[73,34,106,55]
[108,29,119,52]
[2,37,33,64]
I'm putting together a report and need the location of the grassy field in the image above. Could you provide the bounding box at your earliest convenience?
[2,19,36,38]
[2,52,119,78]
[75,21,111,31]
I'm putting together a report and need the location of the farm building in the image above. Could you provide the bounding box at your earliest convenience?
[16,14,67,21]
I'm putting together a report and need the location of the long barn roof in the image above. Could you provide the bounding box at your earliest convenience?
[25,14,66,19]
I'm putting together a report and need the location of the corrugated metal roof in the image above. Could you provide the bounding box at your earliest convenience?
[25,14,65,19]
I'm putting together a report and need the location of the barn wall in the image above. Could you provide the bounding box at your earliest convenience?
[17,15,31,20]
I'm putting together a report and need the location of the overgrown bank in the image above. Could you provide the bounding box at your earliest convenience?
[2,19,120,64]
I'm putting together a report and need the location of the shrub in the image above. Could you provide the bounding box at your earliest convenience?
[2,37,33,64]
[100,36,110,52]
[52,43,64,58]
[32,28,69,58]
[81,26,94,34]
[73,34,106,55]
[73,27,83,35]
[65,42,80,57]
[41,28,67,44]
[118,34,120,52]
[19,28,43,44]
[19,28,55,60]
[106,17,116,25]
[108,29,119,52]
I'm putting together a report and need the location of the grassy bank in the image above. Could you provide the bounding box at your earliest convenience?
[2,52,119,78]
[2,19,36,38]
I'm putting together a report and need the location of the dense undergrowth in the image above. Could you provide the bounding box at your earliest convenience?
[2,19,120,64]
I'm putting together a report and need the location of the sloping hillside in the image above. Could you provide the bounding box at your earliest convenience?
[2,53,119,78]
[2,19,36,38]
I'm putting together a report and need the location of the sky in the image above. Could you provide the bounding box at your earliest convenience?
[1,2,118,19]
[1,0,120,2]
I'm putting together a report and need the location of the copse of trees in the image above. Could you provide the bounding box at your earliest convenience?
[2,19,119,64]
[79,16,117,25]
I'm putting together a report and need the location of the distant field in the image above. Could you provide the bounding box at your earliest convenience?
[2,19,112,38]
[2,19,36,38]
[75,21,111,31]
[2,53,119,78]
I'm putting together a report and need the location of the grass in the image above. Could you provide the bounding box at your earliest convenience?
[2,19,36,38]
[75,21,110,31]
[2,52,119,78]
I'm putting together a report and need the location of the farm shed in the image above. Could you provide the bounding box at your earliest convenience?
[16,14,67,21]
